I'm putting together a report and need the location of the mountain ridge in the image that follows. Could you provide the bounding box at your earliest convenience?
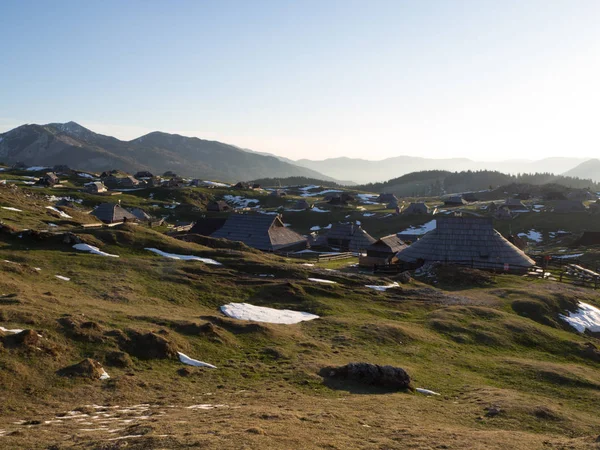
[0,122,340,183]
[292,155,590,183]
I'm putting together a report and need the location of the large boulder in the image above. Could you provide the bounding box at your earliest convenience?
[321,362,411,390]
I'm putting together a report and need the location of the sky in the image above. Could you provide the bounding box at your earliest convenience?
[1,0,599,161]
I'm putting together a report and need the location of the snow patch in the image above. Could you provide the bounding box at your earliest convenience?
[73,244,119,258]
[144,248,221,265]
[55,275,70,281]
[0,326,24,334]
[416,388,440,396]
[178,352,217,368]
[365,282,400,291]
[399,220,437,235]
[518,229,542,243]
[1,206,22,212]
[560,302,600,333]
[46,206,72,218]
[221,302,319,324]
[308,278,337,284]
[223,195,259,208]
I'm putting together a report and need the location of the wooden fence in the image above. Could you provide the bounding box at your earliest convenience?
[278,251,355,262]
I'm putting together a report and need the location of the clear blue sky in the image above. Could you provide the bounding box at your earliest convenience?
[1,0,599,161]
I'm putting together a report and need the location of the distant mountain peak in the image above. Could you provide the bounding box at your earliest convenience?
[45,121,94,137]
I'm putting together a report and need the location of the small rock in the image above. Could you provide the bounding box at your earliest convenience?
[485,406,501,417]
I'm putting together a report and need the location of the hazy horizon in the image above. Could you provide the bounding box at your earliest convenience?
[2,0,599,162]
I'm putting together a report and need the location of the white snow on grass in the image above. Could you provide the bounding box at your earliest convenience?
[416,388,440,396]
[365,282,400,291]
[186,404,227,409]
[518,229,542,242]
[46,206,72,218]
[73,244,119,258]
[356,193,379,204]
[220,302,319,324]
[144,248,221,265]
[201,180,230,187]
[298,184,320,191]
[1,206,22,212]
[553,253,583,259]
[310,223,332,231]
[300,189,342,198]
[308,278,337,284]
[55,275,70,281]
[0,326,24,334]
[301,263,315,267]
[560,302,600,333]
[99,369,110,380]
[177,352,217,369]
[26,166,48,171]
[223,195,259,208]
[311,207,329,213]
[399,220,437,235]
[363,212,375,217]
[77,173,95,179]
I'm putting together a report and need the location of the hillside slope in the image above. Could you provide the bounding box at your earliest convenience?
[564,159,600,182]
[0,122,338,183]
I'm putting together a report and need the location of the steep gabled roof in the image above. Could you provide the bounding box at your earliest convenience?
[404,202,429,214]
[211,214,307,251]
[190,218,228,236]
[396,216,534,271]
[130,208,152,221]
[367,235,407,254]
[325,223,376,251]
[91,203,137,224]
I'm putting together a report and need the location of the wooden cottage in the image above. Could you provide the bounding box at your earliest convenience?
[328,193,355,206]
[118,175,140,188]
[130,208,152,222]
[270,189,287,197]
[503,198,528,211]
[37,172,59,187]
[494,206,513,220]
[211,214,307,252]
[444,196,468,206]
[403,202,429,215]
[376,193,398,204]
[571,231,600,247]
[91,203,137,224]
[324,223,376,252]
[207,200,231,212]
[359,235,407,267]
[189,218,228,236]
[134,171,154,179]
[84,181,108,194]
[293,199,312,210]
[395,216,535,273]
[553,200,587,214]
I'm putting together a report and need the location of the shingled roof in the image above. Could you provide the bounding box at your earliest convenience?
[210,214,307,252]
[91,203,137,224]
[366,235,407,256]
[403,202,429,215]
[396,216,534,272]
[325,223,376,252]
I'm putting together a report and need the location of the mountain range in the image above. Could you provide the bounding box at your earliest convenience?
[293,156,593,184]
[0,122,338,183]
[0,121,597,184]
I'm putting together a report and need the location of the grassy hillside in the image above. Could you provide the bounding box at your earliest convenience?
[1,175,600,448]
